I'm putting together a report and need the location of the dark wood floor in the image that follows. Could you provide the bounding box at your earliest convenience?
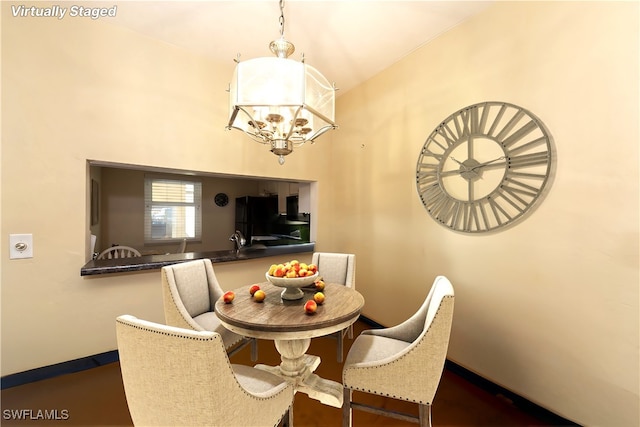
[1,320,570,426]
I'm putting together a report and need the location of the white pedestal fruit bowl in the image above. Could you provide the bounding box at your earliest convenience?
[265,272,319,300]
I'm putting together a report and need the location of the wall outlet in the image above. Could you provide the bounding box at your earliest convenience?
[9,234,33,259]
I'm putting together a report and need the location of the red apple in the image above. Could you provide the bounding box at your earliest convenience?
[268,264,278,276]
[223,291,235,304]
[308,264,318,274]
[249,284,261,296]
[313,292,325,305]
[286,270,297,278]
[314,280,325,291]
[253,289,266,302]
[304,300,317,314]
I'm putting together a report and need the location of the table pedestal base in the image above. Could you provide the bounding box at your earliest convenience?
[254,338,344,408]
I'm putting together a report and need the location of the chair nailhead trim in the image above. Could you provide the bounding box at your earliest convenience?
[117,319,219,342]
[344,295,453,405]
[118,319,292,405]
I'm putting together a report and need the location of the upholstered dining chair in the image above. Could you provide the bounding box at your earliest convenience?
[116,315,294,427]
[342,276,455,427]
[161,258,258,361]
[311,252,356,362]
[96,245,140,260]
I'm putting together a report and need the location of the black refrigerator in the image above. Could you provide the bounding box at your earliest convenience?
[234,196,279,244]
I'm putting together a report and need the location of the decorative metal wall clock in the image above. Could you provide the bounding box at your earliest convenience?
[416,101,554,233]
[214,192,229,207]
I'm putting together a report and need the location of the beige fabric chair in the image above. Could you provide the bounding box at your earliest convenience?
[342,276,455,427]
[97,245,140,260]
[311,252,356,362]
[116,315,293,427]
[161,259,257,360]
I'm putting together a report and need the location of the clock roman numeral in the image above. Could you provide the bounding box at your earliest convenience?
[419,183,444,207]
[421,141,446,160]
[508,171,547,180]
[425,191,448,217]
[432,198,458,226]
[495,109,526,142]
[487,104,508,137]
[464,203,480,232]
[508,152,549,169]
[487,196,511,226]
[489,177,542,219]
[459,202,499,232]
[434,198,524,233]
[498,188,529,212]
[502,177,542,198]
[498,190,528,213]
[434,200,466,230]
[477,201,493,231]
[509,135,549,155]
[449,201,464,229]
[454,107,480,137]
[439,125,458,148]
[478,103,491,135]
[416,162,439,174]
[501,120,538,148]
[416,169,439,193]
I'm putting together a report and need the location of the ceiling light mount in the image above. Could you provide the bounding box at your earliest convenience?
[227,0,337,165]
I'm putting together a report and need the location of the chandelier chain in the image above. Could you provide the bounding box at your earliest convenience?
[278,0,285,37]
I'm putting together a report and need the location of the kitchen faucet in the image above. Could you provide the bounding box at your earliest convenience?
[229,230,246,253]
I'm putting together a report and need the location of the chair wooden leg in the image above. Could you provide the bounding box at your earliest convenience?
[279,406,293,427]
[342,388,352,427]
[250,338,258,362]
[419,403,432,427]
[285,405,294,427]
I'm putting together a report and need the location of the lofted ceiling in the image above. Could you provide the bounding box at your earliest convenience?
[97,1,492,95]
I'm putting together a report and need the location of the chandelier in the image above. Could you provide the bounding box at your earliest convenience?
[227,0,337,165]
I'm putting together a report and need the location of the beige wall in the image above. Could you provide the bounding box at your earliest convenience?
[1,3,330,375]
[331,2,638,426]
[1,2,638,427]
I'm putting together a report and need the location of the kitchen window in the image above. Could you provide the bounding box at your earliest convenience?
[144,177,202,243]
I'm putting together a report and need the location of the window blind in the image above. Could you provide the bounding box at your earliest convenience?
[144,177,202,243]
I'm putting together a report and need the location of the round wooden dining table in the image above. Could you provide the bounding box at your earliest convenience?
[215,281,364,408]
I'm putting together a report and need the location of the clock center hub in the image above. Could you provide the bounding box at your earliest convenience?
[459,159,481,181]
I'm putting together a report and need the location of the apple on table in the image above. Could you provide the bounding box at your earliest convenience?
[304,300,317,314]
[313,292,325,305]
[223,291,235,304]
[253,289,266,302]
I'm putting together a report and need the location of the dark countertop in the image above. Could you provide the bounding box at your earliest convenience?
[80,242,315,276]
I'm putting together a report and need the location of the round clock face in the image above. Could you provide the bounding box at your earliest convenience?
[214,193,229,207]
[416,102,554,233]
